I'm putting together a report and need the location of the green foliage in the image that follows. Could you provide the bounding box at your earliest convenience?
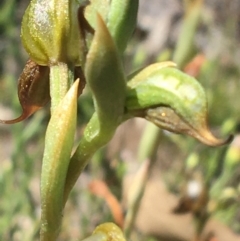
[40,80,79,240]
[0,0,239,241]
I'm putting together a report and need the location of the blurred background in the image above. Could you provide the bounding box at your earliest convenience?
[0,0,240,241]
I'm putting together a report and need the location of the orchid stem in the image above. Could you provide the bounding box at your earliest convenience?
[40,63,76,241]
[49,63,74,111]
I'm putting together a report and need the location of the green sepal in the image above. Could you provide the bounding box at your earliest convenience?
[21,0,84,65]
[126,63,232,146]
[40,79,79,240]
[85,14,126,135]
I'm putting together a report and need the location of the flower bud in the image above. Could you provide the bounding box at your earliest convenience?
[21,0,85,65]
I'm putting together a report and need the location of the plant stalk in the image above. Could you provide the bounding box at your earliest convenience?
[40,63,76,241]
[49,63,74,111]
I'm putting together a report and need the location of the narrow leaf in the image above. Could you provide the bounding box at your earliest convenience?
[40,79,79,240]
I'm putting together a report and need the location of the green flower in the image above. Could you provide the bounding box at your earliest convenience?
[21,0,86,66]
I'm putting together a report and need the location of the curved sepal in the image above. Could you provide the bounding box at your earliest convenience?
[126,64,232,146]
[0,59,50,124]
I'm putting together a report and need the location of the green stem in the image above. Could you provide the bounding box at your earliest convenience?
[63,15,127,203]
[63,108,139,204]
[40,63,75,241]
[173,0,203,69]
[63,113,114,204]
[49,63,74,111]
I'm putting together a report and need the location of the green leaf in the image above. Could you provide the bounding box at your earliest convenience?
[126,63,232,146]
[40,79,79,240]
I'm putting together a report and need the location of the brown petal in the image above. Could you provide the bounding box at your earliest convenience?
[0,59,50,124]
